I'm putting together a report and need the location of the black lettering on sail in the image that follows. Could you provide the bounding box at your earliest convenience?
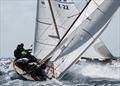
[57,4,69,10]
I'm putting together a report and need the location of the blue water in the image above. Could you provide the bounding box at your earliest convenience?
[0,58,120,86]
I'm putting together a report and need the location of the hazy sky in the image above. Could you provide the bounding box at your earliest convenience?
[0,0,120,58]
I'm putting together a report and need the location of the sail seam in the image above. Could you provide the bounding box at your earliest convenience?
[35,40,56,46]
[82,28,94,38]
[37,20,52,25]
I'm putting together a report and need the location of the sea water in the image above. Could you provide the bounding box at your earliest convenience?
[0,58,120,86]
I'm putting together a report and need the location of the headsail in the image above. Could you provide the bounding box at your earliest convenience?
[53,0,120,78]
[57,0,120,58]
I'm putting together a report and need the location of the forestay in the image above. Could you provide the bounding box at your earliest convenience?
[53,0,120,78]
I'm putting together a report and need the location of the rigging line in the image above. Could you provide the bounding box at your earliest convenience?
[58,18,112,79]
[42,0,92,61]
[48,0,60,40]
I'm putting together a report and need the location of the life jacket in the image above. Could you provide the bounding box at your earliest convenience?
[21,51,28,57]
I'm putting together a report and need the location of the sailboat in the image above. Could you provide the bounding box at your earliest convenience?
[13,0,120,81]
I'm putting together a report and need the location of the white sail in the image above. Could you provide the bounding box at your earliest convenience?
[33,0,119,79]
[57,0,120,58]
[34,0,59,59]
[79,7,120,61]
[34,0,93,59]
[81,38,113,60]
[53,0,120,78]
[50,0,91,38]
[45,0,105,61]
[65,0,105,36]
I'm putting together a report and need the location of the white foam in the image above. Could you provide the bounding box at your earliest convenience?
[70,63,120,80]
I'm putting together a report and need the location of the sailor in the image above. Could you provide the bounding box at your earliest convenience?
[31,58,52,81]
[18,43,32,58]
[14,43,37,62]
[32,63,52,81]
[14,43,24,59]
[15,57,29,70]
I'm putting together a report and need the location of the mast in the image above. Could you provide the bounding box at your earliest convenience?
[48,0,60,40]
[33,0,40,55]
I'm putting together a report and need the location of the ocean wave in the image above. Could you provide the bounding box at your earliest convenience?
[0,58,120,86]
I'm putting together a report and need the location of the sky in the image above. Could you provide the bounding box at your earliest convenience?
[0,0,120,58]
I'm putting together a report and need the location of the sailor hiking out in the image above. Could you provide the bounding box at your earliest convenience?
[14,43,37,62]
[31,62,52,81]
[14,43,53,81]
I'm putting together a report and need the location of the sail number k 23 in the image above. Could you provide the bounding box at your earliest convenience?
[58,4,69,10]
